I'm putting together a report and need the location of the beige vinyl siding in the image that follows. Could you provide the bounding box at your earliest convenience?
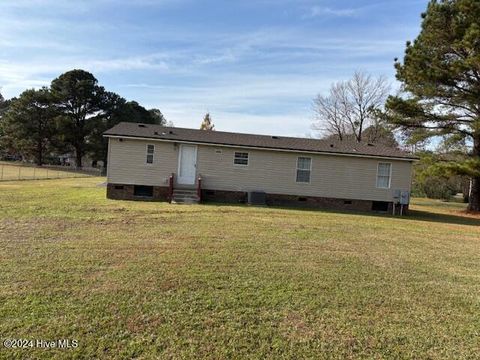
[196,146,412,202]
[107,137,413,202]
[107,138,178,186]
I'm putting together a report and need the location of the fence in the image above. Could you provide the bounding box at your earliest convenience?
[0,162,103,182]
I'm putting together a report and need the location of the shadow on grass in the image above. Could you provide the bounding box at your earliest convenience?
[200,201,480,227]
[403,209,480,227]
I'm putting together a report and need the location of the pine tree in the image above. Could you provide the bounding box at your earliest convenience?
[1,88,55,165]
[51,69,105,168]
[386,0,480,211]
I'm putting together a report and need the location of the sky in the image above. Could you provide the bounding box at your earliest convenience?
[0,0,428,137]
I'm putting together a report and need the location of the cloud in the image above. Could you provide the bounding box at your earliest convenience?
[0,53,171,98]
[306,6,360,18]
[118,73,339,135]
[0,0,181,11]
[88,55,169,72]
[0,0,419,136]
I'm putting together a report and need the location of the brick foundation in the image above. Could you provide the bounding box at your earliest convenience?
[266,193,375,212]
[108,184,401,213]
[201,189,397,213]
[107,183,169,201]
[201,189,247,203]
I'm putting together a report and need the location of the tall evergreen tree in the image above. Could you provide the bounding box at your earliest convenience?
[0,91,12,158]
[1,88,55,165]
[51,69,105,168]
[88,93,170,168]
[0,91,9,119]
[386,0,480,211]
[88,92,126,170]
[148,108,168,125]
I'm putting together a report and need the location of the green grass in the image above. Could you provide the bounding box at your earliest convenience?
[0,162,95,181]
[1,178,480,359]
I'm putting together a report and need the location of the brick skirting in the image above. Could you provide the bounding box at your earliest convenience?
[107,184,400,213]
[266,193,375,212]
[201,189,247,203]
[201,189,397,213]
[107,183,169,201]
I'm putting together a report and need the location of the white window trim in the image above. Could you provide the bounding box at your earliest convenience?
[376,162,392,189]
[233,151,249,167]
[146,144,155,165]
[295,157,312,184]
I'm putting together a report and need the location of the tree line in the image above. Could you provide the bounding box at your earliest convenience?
[312,0,480,212]
[0,69,169,169]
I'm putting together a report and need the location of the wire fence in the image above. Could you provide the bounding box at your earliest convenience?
[0,162,103,182]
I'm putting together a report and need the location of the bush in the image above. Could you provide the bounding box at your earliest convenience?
[412,152,465,201]
[420,177,459,200]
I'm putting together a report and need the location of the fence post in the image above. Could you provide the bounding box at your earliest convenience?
[18,166,21,180]
[46,169,49,179]
[1,165,3,181]
[33,167,36,180]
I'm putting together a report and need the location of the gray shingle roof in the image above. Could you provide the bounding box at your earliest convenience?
[104,122,417,160]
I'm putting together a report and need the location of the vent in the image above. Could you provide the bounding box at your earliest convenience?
[271,136,279,139]
[367,143,375,147]
[330,144,334,148]
[134,185,153,198]
[248,191,266,205]
[169,130,174,134]
[372,201,389,212]
[138,124,146,128]
[154,131,159,135]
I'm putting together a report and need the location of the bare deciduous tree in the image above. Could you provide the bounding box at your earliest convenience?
[313,71,390,142]
[312,83,347,140]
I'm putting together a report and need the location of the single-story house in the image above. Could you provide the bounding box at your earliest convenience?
[103,122,417,212]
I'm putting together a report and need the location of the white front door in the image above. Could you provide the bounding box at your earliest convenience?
[177,144,197,185]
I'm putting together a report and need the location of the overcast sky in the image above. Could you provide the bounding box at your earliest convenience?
[0,0,428,136]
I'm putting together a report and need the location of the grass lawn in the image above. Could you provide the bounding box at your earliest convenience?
[1,178,480,359]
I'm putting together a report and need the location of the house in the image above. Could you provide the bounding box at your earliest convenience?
[103,122,417,212]
[58,153,104,170]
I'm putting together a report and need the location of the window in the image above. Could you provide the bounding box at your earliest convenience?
[296,157,311,183]
[376,163,391,189]
[146,144,155,164]
[234,152,249,166]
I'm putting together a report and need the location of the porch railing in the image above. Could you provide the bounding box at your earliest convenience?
[168,173,174,203]
[197,175,202,202]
